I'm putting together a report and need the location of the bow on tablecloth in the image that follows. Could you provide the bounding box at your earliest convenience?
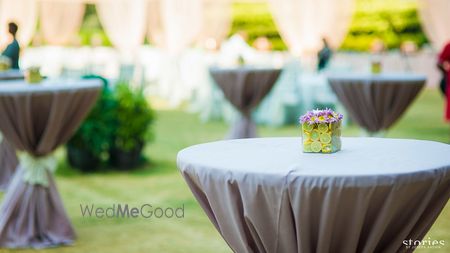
[19,153,56,187]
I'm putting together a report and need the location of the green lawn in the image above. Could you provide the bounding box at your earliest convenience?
[0,88,449,253]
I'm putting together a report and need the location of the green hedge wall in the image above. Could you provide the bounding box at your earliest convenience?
[340,0,428,51]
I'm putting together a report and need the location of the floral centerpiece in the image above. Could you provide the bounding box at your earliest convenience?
[299,109,343,153]
[0,56,11,72]
[24,67,42,84]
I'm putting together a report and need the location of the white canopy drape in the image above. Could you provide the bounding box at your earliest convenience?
[96,0,147,58]
[147,0,203,54]
[268,0,354,56]
[40,0,85,45]
[0,0,38,47]
[417,0,450,50]
[198,0,232,49]
[146,0,232,106]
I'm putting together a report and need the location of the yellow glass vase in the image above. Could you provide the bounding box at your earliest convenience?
[302,121,342,153]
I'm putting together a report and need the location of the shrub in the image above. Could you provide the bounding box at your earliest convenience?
[111,83,155,152]
[68,76,117,159]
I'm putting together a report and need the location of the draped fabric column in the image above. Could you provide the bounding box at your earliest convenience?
[147,0,209,105]
[0,0,38,47]
[197,0,232,49]
[96,0,147,60]
[417,0,450,50]
[147,0,203,54]
[40,0,86,45]
[268,0,354,56]
[148,0,231,52]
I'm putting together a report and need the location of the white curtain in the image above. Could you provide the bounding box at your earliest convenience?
[268,0,354,56]
[40,0,85,45]
[96,0,147,58]
[147,0,231,53]
[417,0,450,50]
[147,0,203,54]
[146,0,202,105]
[198,0,232,49]
[0,0,38,47]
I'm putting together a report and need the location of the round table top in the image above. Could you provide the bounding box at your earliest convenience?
[327,73,426,83]
[178,137,450,180]
[209,65,282,74]
[0,79,101,94]
[0,70,24,81]
[178,137,450,252]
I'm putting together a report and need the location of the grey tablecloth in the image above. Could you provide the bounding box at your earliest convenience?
[177,137,450,253]
[210,67,281,139]
[0,78,20,190]
[0,79,101,248]
[328,74,425,133]
[0,138,18,190]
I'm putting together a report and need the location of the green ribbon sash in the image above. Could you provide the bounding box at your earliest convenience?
[19,153,56,187]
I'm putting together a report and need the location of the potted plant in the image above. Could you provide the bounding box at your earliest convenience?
[67,76,117,172]
[109,82,155,169]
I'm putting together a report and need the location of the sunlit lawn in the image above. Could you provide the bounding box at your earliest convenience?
[0,88,449,253]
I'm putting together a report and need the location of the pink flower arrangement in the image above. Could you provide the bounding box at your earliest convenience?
[299,109,343,125]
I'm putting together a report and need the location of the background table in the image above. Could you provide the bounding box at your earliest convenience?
[0,79,19,190]
[0,137,17,190]
[0,70,24,81]
[328,74,425,134]
[210,67,281,139]
[0,79,101,248]
[178,137,450,253]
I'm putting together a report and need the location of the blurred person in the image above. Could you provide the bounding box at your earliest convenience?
[400,41,417,72]
[370,39,386,74]
[204,38,219,51]
[2,22,20,69]
[253,36,272,51]
[400,41,417,54]
[370,38,386,53]
[90,33,104,48]
[317,38,332,71]
[438,41,450,121]
[236,30,249,42]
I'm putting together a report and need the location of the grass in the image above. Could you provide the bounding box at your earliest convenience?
[0,88,449,253]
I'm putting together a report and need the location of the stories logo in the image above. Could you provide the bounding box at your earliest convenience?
[403,237,445,249]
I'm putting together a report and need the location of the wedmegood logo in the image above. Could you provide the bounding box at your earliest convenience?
[80,204,185,219]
